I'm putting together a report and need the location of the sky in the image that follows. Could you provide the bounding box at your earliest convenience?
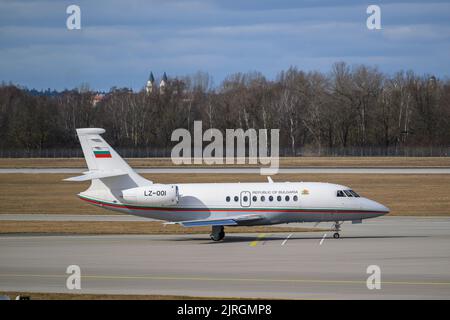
[0,0,449,91]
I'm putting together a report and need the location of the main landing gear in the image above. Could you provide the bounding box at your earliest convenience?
[210,226,225,241]
[332,221,342,239]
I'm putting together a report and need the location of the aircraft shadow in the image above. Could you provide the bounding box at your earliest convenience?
[173,234,428,244]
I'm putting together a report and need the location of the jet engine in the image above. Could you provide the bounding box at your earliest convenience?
[121,184,179,206]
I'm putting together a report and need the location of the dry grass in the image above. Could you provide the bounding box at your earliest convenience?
[0,174,98,214]
[0,220,325,234]
[0,173,449,216]
[0,157,449,168]
[0,291,240,300]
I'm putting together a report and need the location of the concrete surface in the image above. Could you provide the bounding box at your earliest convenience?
[1,217,449,299]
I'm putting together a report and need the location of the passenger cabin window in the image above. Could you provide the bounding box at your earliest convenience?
[293,195,298,201]
[285,195,290,201]
[226,196,231,202]
[234,196,239,202]
[252,196,257,202]
[269,196,274,202]
[337,190,345,197]
[261,196,265,202]
[277,196,282,201]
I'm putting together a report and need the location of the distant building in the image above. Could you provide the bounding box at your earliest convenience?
[145,72,169,95]
[159,72,168,94]
[145,72,155,94]
[92,93,105,106]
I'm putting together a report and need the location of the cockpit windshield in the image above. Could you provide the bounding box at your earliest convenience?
[344,190,353,197]
[336,189,360,198]
[349,190,360,197]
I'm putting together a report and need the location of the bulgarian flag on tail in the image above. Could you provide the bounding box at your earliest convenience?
[93,147,112,158]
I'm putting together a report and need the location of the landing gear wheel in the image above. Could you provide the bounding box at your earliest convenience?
[210,232,225,241]
[210,226,225,241]
[332,221,342,239]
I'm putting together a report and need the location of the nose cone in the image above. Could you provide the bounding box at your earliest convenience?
[376,202,390,215]
[363,198,390,216]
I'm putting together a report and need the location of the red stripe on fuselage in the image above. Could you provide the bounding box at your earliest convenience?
[79,196,385,215]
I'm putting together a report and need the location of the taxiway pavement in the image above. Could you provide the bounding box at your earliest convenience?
[1,217,449,299]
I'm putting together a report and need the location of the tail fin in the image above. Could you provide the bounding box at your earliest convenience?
[76,128,132,173]
[65,128,151,190]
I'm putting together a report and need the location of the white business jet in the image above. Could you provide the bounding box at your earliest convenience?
[66,128,389,241]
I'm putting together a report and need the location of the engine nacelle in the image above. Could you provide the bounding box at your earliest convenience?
[121,184,179,206]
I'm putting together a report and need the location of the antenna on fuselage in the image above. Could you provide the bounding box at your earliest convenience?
[267,177,273,183]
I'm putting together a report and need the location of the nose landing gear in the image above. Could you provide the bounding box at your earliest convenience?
[332,221,342,239]
[210,226,225,241]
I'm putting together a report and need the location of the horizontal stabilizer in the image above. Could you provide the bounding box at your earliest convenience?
[64,170,128,182]
[166,214,263,227]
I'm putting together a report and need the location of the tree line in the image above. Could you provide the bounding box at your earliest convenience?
[0,62,449,156]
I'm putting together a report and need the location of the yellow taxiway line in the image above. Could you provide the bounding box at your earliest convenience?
[1,273,449,287]
[249,233,267,246]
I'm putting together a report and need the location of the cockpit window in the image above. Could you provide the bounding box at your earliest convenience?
[337,189,361,198]
[343,190,353,197]
[349,190,360,197]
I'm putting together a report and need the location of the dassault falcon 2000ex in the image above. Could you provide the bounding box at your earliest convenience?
[66,128,390,241]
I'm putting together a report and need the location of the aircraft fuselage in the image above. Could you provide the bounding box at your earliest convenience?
[79,181,389,225]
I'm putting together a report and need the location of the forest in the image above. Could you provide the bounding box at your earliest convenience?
[0,62,449,156]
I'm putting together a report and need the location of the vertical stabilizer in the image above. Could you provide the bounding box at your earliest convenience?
[69,128,151,189]
[77,128,132,173]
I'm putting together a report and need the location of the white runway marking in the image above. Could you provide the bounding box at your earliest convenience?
[320,233,327,245]
[281,233,293,246]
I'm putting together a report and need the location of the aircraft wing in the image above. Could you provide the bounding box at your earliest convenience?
[165,214,263,227]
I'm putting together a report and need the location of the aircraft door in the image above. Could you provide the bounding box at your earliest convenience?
[240,191,251,207]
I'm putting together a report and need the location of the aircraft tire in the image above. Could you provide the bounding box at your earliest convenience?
[210,231,225,241]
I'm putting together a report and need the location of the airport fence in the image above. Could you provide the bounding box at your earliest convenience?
[0,146,448,158]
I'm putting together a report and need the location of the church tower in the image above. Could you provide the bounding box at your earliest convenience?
[159,72,168,94]
[145,72,155,94]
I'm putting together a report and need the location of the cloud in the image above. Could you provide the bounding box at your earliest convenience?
[383,25,450,41]
[0,0,449,90]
